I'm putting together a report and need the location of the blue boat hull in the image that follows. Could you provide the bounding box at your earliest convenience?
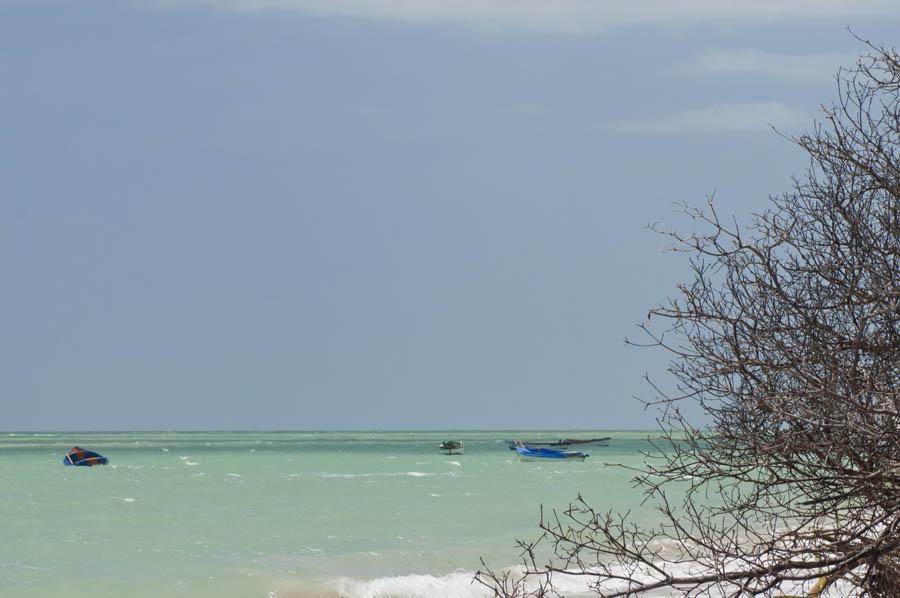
[63,448,109,466]
[515,446,588,461]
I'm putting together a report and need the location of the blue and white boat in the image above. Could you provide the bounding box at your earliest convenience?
[514,444,588,462]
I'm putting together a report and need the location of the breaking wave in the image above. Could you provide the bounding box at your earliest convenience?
[334,571,488,598]
[319,562,846,598]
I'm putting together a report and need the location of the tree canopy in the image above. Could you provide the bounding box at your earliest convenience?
[479,40,900,598]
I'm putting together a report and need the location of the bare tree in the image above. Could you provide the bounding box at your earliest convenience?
[478,40,900,597]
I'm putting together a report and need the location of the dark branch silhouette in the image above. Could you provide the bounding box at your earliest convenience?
[477,39,900,597]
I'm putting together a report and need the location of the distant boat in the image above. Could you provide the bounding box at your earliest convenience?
[506,437,610,450]
[63,447,108,467]
[439,440,464,455]
[515,444,588,462]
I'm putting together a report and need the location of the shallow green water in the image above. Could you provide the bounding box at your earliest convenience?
[1,431,663,597]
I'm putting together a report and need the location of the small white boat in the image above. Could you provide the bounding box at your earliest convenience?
[439,440,464,455]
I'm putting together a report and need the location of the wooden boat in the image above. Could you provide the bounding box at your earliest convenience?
[564,437,610,447]
[507,437,610,450]
[515,444,588,462]
[439,440,464,455]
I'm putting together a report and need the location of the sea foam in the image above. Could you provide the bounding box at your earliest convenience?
[335,571,488,598]
[331,563,846,598]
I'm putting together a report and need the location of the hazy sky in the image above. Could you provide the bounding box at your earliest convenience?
[3,1,898,430]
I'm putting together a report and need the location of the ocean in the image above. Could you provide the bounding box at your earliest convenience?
[2,431,670,597]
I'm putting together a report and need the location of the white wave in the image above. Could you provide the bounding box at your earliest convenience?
[0,560,54,571]
[109,496,136,503]
[335,571,488,598]
[332,561,847,598]
[549,560,846,597]
[446,461,462,467]
[316,471,437,479]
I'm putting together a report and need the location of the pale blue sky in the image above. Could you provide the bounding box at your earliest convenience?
[3,1,898,430]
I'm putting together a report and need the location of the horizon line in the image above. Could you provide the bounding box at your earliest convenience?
[2,428,665,434]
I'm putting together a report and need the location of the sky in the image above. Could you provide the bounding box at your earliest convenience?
[2,1,898,430]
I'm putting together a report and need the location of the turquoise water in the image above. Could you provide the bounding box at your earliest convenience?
[1,431,662,597]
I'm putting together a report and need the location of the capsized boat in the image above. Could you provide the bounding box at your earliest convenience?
[439,440,464,455]
[63,447,109,466]
[507,437,610,450]
[515,445,588,462]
